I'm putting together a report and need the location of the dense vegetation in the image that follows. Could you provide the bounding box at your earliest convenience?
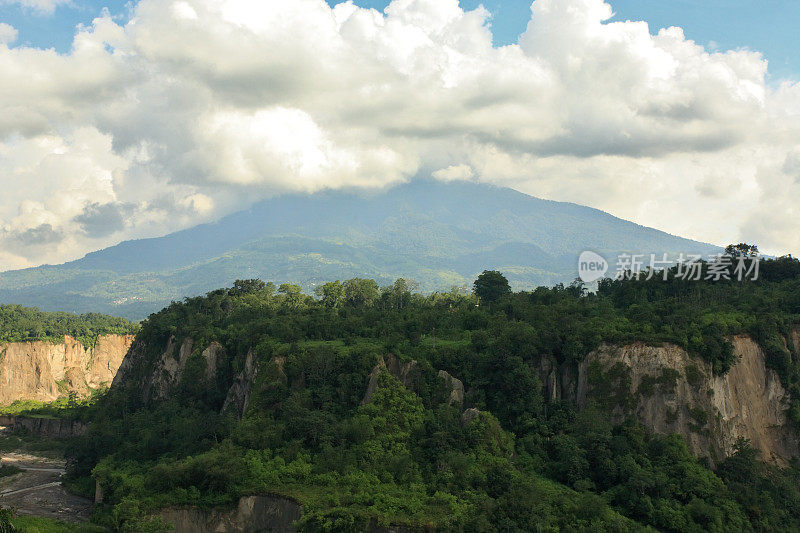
[63,253,800,531]
[0,304,139,348]
[7,515,107,533]
[0,394,104,421]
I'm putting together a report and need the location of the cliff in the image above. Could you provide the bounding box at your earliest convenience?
[156,495,301,533]
[0,334,134,405]
[112,336,222,403]
[0,414,87,438]
[572,335,798,465]
[112,330,799,469]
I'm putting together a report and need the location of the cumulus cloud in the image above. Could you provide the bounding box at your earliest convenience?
[1,0,800,270]
[433,164,475,182]
[0,23,17,44]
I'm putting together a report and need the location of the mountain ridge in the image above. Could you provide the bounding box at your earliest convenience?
[0,180,720,319]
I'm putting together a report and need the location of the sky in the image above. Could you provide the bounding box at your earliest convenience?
[0,0,799,270]
[4,0,799,80]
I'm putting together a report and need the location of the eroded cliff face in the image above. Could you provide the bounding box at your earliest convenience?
[155,493,417,533]
[157,495,301,533]
[222,347,257,417]
[0,334,134,405]
[142,337,195,401]
[575,335,798,465]
[111,330,800,468]
[113,336,231,406]
[0,414,86,437]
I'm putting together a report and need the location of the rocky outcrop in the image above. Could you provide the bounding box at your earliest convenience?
[461,407,482,426]
[438,370,464,405]
[157,495,302,533]
[142,337,194,401]
[155,494,419,533]
[113,336,257,410]
[536,357,579,404]
[575,336,798,465]
[362,354,420,404]
[202,342,223,381]
[0,334,133,405]
[0,414,86,437]
[222,349,258,418]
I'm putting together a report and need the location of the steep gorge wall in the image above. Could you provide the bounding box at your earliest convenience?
[114,330,800,467]
[157,495,301,533]
[155,493,418,533]
[572,335,798,464]
[0,414,87,437]
[106,330,800,530]
[0,334,134,405]
[70,324,800,533]
[112,336,224,404]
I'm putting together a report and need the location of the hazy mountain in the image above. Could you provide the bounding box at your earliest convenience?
[0,180,719,319]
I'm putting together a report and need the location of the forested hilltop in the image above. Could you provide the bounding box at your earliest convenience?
[67,252,800,531]
[0,304,139,348]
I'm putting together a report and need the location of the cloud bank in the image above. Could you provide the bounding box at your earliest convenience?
[1,0,799,269]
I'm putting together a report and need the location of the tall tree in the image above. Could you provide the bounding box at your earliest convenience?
[473,270,511,304]
[343,278,379,308]
[278,283,303,307]
[314,281,344,308]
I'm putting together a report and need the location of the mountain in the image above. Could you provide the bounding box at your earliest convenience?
[0,180,719,319]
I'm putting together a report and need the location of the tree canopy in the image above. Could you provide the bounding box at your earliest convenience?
[0,304,139,348]
[473,270,511,304]
[60,254,800,531]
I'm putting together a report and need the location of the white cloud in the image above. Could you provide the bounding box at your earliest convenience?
[0,23,17,44]
[433,164,474,182]
[194,107,407,191]
[1,0,800,269]
[0,0,70,16]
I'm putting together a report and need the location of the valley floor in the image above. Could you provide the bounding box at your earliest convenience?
[0,452,93,523]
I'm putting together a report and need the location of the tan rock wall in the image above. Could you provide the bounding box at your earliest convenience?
[577,335,798,465]
[0,334,133,405]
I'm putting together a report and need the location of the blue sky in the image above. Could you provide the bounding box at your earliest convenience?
[1,0,798,81]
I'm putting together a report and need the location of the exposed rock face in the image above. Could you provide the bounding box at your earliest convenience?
[438,370,464,405]
[202,342,223,381]
[222,349,258,417]
[0,334,133,405]
[575,336,798,465]
[0,414,86,437]
[157,495,302,533]
[107,327,800,471]
[143,337,194,401]
[87,334,135,388]
[362,354,420,404]
[461,407,482,426]
[536,357,579,404]
[155,494,422,533]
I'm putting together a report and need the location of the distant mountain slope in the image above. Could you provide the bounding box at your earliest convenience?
[0,180,719,319]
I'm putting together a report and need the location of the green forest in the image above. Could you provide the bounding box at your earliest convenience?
[0,304,139,348]
[58,252,800,531]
